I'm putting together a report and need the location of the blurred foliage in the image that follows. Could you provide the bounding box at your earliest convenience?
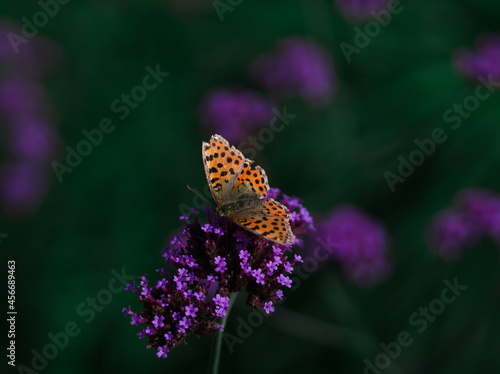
[1,0,500,373]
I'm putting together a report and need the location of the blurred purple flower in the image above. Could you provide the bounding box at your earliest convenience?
[0,162,49,214]
[426,210,481,261]
[251,37,337,106]
[0,18,62,77]
[0,78,48,116]
[8,120,58,160]
[0,19,62,217]
[124,188,313,358]
[335,0,390,22]
[454,34,500,85]
[427,189,500,260]
[317,204,392,287]
[199,88,274,143]
[456,189,500,243]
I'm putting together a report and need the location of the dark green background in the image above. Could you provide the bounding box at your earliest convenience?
[2,0,500,373]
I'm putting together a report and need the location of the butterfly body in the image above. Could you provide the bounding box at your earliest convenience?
[216,195,263,216]
[202,134,295,245]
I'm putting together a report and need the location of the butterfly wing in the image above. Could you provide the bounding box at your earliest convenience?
[202,134,246,204]
[228,198,295,245]
[228,159,269,200]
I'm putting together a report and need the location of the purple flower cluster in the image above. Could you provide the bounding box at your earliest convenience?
[251,38,337,105]
[123,188,313,358]
[335,0,389,22]
[317,204,392,287]
[454,33,500,85]
[427,189,500,260]
[0,19,62,217]
[199,37,336,142]
[199,89,274,144]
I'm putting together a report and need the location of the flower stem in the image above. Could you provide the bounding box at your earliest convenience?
[208,292,239,374]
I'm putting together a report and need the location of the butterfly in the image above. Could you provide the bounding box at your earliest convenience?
[202,134,295,245]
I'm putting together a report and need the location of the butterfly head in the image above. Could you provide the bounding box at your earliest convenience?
[215,205,225,217]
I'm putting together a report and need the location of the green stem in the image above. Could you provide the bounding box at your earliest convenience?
[208,292,239,374]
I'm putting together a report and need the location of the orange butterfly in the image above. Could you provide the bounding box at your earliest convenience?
[202,134,295,245]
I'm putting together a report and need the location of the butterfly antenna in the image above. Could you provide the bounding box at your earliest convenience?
[186,185,214,207]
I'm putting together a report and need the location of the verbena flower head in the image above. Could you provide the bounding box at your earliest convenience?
[251,37,337,106]
[454,33,500,85]
[124,188,313,358]
[427,189,500,260]
[199,88,274,143]
[335,0,389,23]
[317,204,392,287]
